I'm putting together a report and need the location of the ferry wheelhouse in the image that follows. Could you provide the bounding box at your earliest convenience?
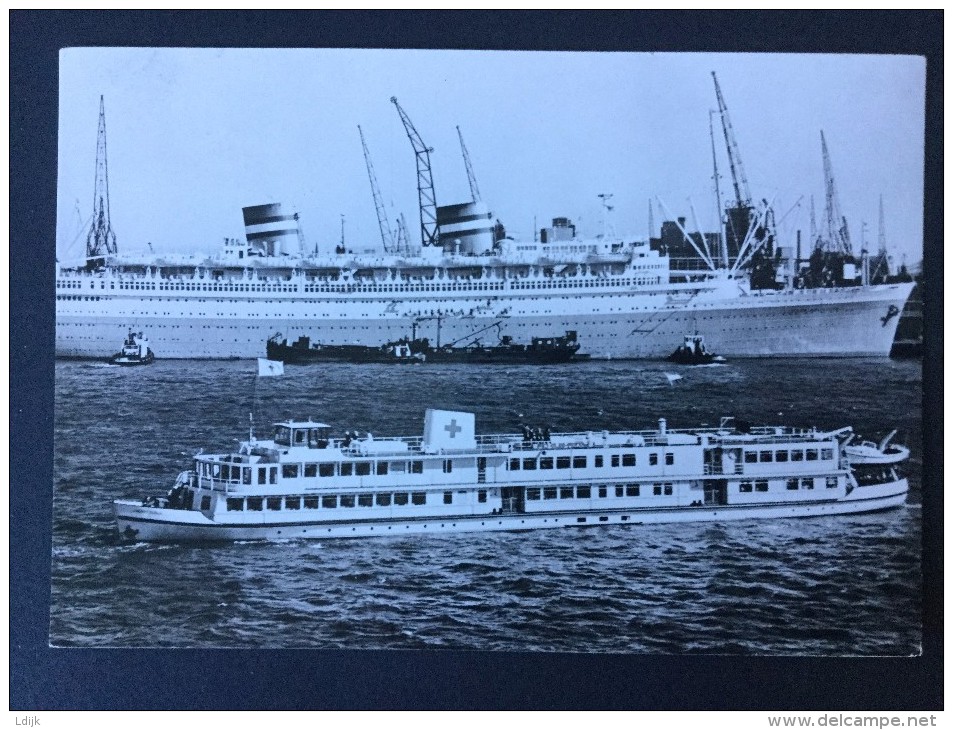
[113,409,909,542]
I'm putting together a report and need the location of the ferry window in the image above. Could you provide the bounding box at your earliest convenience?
[577,486,591,498]
[282,464,299,479]
[257,467,267,485]
[226,497,243,511]
[560,487,573,499]
[247,497,263,511]
[664,484,673,495]
[615,486,624,497]
[791,450,804,462]
[319,463,335,477]
[776,450,789,462]
[665,453,674,466]
[786,478,799,491]
[526,488,541,500]
[267,497,282,511]
[573,456,587,469]
[358,494,373,507]
[411,492,426,505]
[443,460,453,474]
[542,487,557,500]
[294,430,306,446]
[304,463,317,478]
[269,468,277,485]
[394,492,408,506]
[595,455,604,468]
[556,456,571,469]
[286,497,301,510]
[274,427,291,447]
[540,457,554,470]
[377,462,389,476]
[340,495,355,508]
[755,480,769,492]
[653,485,662,496]
[477,490,487,503]
[598,486,607,498]
[826,477,838,489]
[509,458,521,471]
[304,496,320,509]
[822,449,834,461]
[745,451,757,464]
[626,485,639,497]
[806,449,818,461]
[739,482,753,493]
[356,462,371,476]
[443,491,453,505]
[242,468,251,485]
[623,454,636,467]
[649,453,659,466]
[523,458,537,471]
[340,463,353,476]
[801,478,814,490]
[322,495,338,509]
[611,454,620,467]
[759,451,773,463]
[390,461,406,472]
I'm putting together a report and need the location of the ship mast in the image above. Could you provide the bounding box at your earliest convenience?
[86,95,118,260]
[391,97,439,248]
[358,125,397,254]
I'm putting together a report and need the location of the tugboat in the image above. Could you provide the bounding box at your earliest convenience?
[668,335,725,365]
[266,330,588,365]
[110,331,155,366]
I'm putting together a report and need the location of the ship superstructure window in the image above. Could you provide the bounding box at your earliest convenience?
[556,456,571,469]
[319,463,335,477]
[801,478,814,490]
[745,451,757,464]
[776,450,789,462]
[340,463,353,476]
[786,478,799,490]
[340,495,355,507]
[377,462,388,476]
[523,458,536,471]
[443,491,453,504]
[806,449,818,461]
[755,480,769,492]
[577,486,591,498]
[526,488,541,500]
[358,494,372,507]
[247,497,263,511]
[665,453,674,465]
[622,454,636,467]
[443,460,453,474]
[759,451,773,463]
[598,486,607,498]
[304,463,317,478]
[791,450,804,462]
[412,492,426,505]
[394,492,408,506]
[611,455,620,467]
[267,497,282,511]
[822,449,834,460]
[323,495,338,508]
[282,464,299,479]
[411,461,423,474]
[478,490,487,503]
[286,497,300,510]
[649,453,658,466]
[739,481,753,493]
[560,487,573,499]
[242,468,251,485]
[356,462,371,476]
[227,497,243,511]
[540,457,554,470]
[573,456,587,468]
[826,476,838,489]
[304,497,320,509]
[375,494,391,507]
[509,458,520,471]
[595,455,604,468]
[653,485,662,496]
[543,487,557,500]
[626,485,639,497]
[274,427,291,447]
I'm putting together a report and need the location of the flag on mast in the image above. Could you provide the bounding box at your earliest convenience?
[257,358,284,377]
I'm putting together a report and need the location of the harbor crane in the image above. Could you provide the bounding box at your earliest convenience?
[711,72,751,208]
[391,97,439,248]
[358,125,398,254]
[86,95,118,259]
[821,130,853,256]
[456,126,482,203]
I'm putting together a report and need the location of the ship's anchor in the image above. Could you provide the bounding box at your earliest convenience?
[881,304,900,326]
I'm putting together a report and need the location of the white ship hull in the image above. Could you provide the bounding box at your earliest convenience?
[57,275,913,359]
[114,479,908,543]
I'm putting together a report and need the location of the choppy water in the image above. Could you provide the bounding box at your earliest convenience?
[51,358,922,653]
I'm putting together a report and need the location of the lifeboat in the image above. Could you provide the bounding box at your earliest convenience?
[844,430,910,465]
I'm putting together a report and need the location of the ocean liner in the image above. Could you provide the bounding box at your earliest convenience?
[113,408,910,542]
[56,92,914,360]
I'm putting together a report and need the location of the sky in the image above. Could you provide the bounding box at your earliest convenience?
[57,48,926,266]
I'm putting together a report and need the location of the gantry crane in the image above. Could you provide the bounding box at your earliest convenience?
[456,125,481,203]
[358,125,398,254]
[821,130,853,256]
[391,97,439,248]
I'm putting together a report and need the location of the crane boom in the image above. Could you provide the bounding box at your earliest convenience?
[86,95,118,259]
[358,125,396,253]
[391,97,439,247]
[456,126,481,202]
[711,72,751,207]
[821,130,852,256]
[708,109,727,268]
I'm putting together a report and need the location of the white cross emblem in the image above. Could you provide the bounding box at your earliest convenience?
[445,419,462,438]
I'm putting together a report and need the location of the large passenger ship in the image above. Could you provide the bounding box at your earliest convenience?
[113,409,910,542]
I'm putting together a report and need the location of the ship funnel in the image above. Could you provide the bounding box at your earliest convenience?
[243,203,302,257]
[658,418,667,435]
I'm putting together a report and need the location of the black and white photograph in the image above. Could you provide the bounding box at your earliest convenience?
[13,10,941,713]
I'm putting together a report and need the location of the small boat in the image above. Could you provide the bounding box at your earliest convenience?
[844,430,910,465]
[266,331,588,365]
[668,335,725,365]
[110,331,155,366]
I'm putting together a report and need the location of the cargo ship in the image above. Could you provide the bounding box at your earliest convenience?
[113,408,910,542]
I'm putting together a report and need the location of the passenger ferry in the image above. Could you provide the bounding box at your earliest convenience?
[113,409,910,542]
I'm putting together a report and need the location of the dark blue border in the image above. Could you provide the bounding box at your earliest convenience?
[11,10,943,710]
